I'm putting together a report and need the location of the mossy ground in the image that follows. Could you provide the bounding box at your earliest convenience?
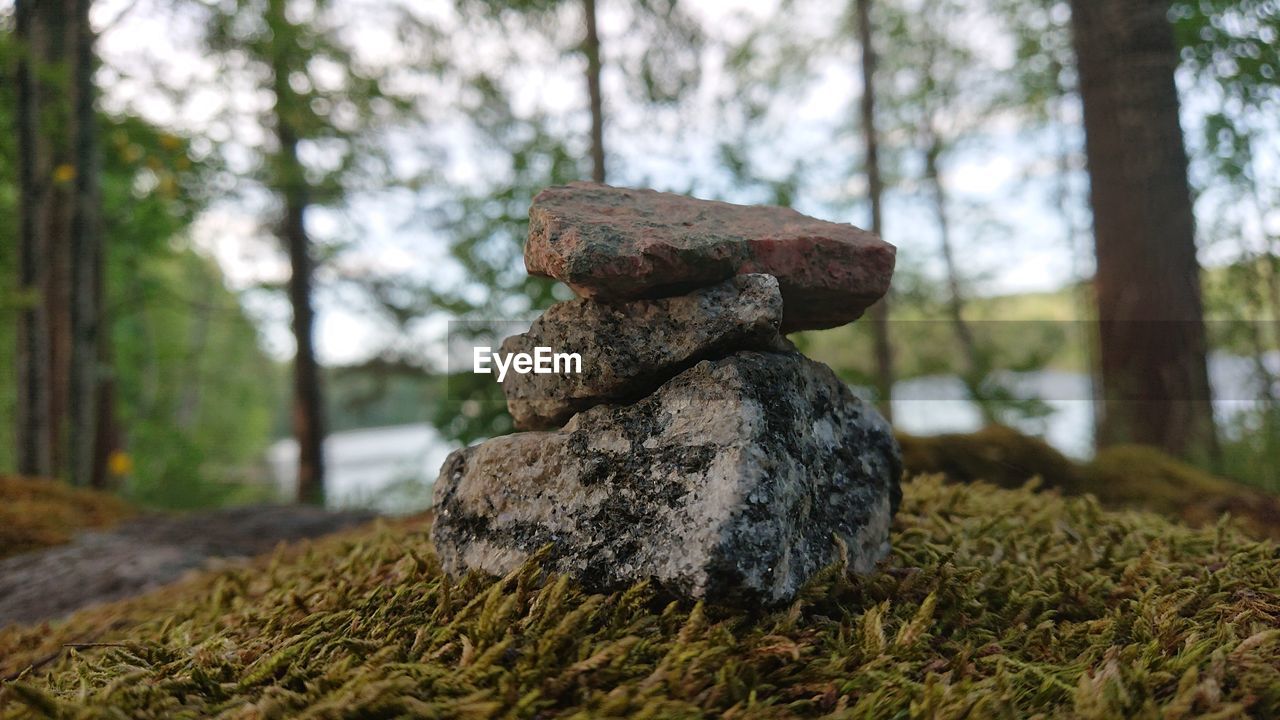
[2,476,1277,718]
[0,476,133,560]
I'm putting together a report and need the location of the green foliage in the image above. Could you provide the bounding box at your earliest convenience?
[0,52,281,506]
[432,371,513,445]
[3,478,1279,716]
[455,0,704,106]
[324,369,440,433]
[991,0,1075,114]
[1217,404,1280,496]
[441,0,686,433]
[1173,0,1280,496]
[98,118,282,509]
[1173,0,1280,152]
[718,0,1066,428]
[110,248,282,510]
[202,0,422,200]
[804,285,1085,377]
[1201,258,1280,496]
[0,22,22,472]
[353,0,709,446]
[376,106,583,444]
[318,364,506,451]
[425,115,579,320]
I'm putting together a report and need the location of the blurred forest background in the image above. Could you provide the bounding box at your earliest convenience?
[1,0,1277,511]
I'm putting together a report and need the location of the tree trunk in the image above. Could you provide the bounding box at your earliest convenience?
[92,149,116,489]
[270,0,327,505]
[1068,0,1217,461]
[92,373,118,489]
[19,0,82,480]
[582,0,606,183]
[68,0,102,487]
[284,174,326,506]
[14,0,53,478]
[855,0,894,422]
[923,134,988,420]
[43,1,76,481]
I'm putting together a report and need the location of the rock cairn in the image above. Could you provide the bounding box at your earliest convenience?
[432,183,903,605]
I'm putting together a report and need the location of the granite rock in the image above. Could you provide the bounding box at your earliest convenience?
[500,274,788,430]
[525,183,896,332]
[432,351,902,605]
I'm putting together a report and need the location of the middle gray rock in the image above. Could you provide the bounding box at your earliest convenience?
[500,274,787,430]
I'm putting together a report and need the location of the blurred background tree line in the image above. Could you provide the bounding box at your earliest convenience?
[0,0,1277,509]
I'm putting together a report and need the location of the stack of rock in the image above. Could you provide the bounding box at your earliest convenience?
[432,183,903,605]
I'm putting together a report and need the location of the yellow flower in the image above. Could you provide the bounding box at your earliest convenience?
[53,164,77,183]
[107,450,134,477]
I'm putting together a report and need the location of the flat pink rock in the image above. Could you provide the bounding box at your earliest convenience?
[525,183,895,332]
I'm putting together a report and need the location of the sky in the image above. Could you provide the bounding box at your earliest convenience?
[78,0,1272,366]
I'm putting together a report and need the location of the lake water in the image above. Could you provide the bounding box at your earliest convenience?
[267,423,457,512]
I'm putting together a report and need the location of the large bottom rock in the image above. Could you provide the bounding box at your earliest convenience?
[431,351,902,605]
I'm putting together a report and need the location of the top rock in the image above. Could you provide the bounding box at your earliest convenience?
[525,183,896,332]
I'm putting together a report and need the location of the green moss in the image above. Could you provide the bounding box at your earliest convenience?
[3,478,1278,718]
[0,476,134,559]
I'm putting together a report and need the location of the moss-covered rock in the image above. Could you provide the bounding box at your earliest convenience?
[2,477,1277,718]
[899,426,1280,540]
[898,425,1086,493]
[1087,444,1280,540]
[0,476,133,559]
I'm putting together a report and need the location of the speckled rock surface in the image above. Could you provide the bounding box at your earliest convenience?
[500,274,788,430]
[524,183,896,332]
[432,351,902,605]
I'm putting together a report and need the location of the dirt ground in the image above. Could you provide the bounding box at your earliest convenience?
[0,505,378,628]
